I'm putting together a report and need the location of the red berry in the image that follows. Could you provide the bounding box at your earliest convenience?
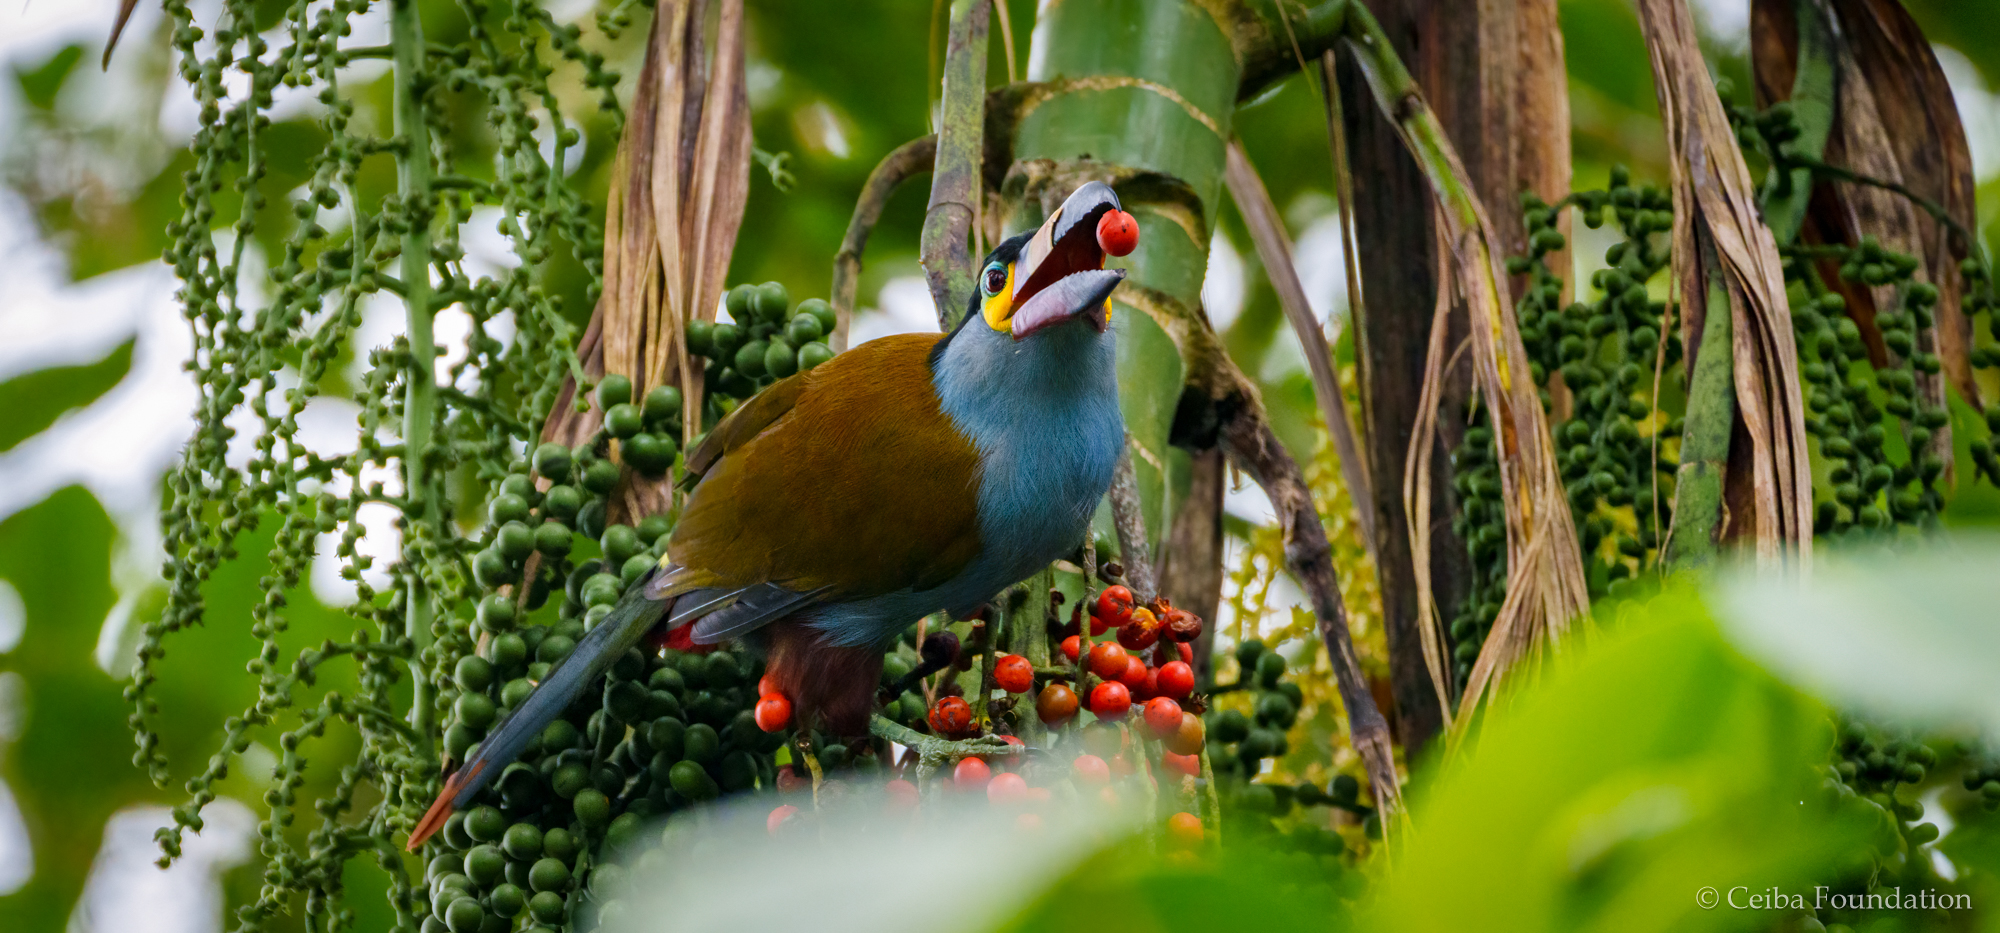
[1156,660,1195,699]
[1163,606,1203,643]
[1089,681,1132,719]
[1133,667,1159,702]
[767,803,799,834]
[1072,754,1110,784]
[1164,712,1206,756]
[1061,635,1081,662]
[1116,606,1161,651]
[954,756,991,789]
[1161,751,1200,777]
[885,778,919,809]
[1036,682,1079,725]
[928,696,974,737]
[754,693,793,732]
[994,654,1034,693]
[1143,697,1183,738]
[1166,811,1203,847]
[757,674,780,697]
[986,772,1028,805]
[1118,655,1148,690]
[776,765,809,794]
[1089,609,1112,636]
[1097,209,1140,257]
[997,734,1024,747]
[1086,641,1128,679]
[1094,585,1134,628]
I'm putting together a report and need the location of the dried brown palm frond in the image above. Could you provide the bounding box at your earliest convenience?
[1752,0,1982,482]
[1340,4,1591,726]
[1640,0,1814,567]
[547,0,752,525]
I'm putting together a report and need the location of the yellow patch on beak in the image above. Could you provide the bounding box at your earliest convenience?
[981,263,1015,332]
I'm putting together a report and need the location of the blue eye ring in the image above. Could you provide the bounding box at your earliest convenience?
[980,262,1007,296]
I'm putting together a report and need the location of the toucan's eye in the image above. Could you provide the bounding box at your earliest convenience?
[981,262,1007,296]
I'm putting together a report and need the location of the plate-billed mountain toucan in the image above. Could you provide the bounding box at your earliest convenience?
[409,181,1136,848]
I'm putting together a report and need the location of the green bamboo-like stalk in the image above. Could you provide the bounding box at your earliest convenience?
[1666,262,1737,569]
[1014,0,1247,546]
[1761,0,1837,244]
[921,0,990,327]
[392,0,437,744]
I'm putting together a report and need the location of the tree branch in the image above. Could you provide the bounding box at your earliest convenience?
[921,0,990,329]
[833,135,936,351]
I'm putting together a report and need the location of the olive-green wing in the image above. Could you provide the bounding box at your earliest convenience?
[666,333,985,599]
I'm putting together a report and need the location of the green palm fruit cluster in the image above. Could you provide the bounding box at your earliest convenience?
[1964,261,2000,485]
[685,282,839,409]
[1447,409,1506,683]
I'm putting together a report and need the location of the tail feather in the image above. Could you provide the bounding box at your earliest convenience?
[405,574,668,851]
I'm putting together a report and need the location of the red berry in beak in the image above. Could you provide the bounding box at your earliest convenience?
[1097,209,1139,257]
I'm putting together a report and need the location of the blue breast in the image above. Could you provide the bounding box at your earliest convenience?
[801,317,1123,648]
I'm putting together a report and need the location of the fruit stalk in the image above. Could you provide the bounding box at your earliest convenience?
[1665,259,1737,569]
[392,0,439,745]
[833,135,936,351]
[920,0,989,328]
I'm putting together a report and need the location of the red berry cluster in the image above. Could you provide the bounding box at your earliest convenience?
[753,675,792,732]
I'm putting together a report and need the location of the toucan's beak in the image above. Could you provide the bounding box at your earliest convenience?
[1010,181,1126,340]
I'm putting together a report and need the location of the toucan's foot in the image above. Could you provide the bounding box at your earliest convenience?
[868,715,1025,781]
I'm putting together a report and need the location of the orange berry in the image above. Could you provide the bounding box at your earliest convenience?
[1117,655,1148,690]
[754,693,792,732]
[1094,585,1134,628]
[1156,660,1195,699]
[1072,753,1110,784]
[927,696,974,737]
[1161,751,1200,777]
[1089,681,1132,719]
[1167,811,1203,847]
[953,756,991,789]
[986,772,1029,805]
[767,803,799,835]
[885,778,919,809]
[1097,209,1140,256]
[994,654,1034,693]
[1061,635,1081,662]
[1087,641,1128,679]
[1164,711,1206,756]
[1036,682,1079,725]
[1143,697,1183,738]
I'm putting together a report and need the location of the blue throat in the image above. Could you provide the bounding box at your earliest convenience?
[803,316,1123,647]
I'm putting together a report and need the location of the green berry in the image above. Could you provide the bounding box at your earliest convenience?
[454,692,496,730]
[686,320,714,356]
[464,844,505,886]
[541,485,581,524]
[753,281,790,322]
[734,340,769,378]
[595,374,633,410]
[623,433,676,477]
[798,297,836,333]
[532,443,572,483]
[528,857,571,893]
[606,812,643,851]
[536,634,576,664]
[527,891,565,924]
[551,761,589,799]
[798,342,834,371]
[445,896,486,933]
[637,514,672,544]
[488,493,530,526]
[582,572,624,608]
[491,632,527,670]
[683,722,720,764]
[488,883,526,919]
[669,759,720,801]
[572,788,612,828]
[764,338,798,378]
[502,822,543,861]
[477,594,516,634]
[472,550,512,588]
[465,805,507,843]
[495,521,535,562]
[454,655,494,693]
[604,403,643,439]
[621,554,655,585]
[533,522,573,558]
[601,524,642,565]
[708,322,742,357]
[642,386,683,425]
[500,677,534,709]
[581,458,621,496]
[785,313,825,345]
[724,284,757,320]
[444,723,477,760]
